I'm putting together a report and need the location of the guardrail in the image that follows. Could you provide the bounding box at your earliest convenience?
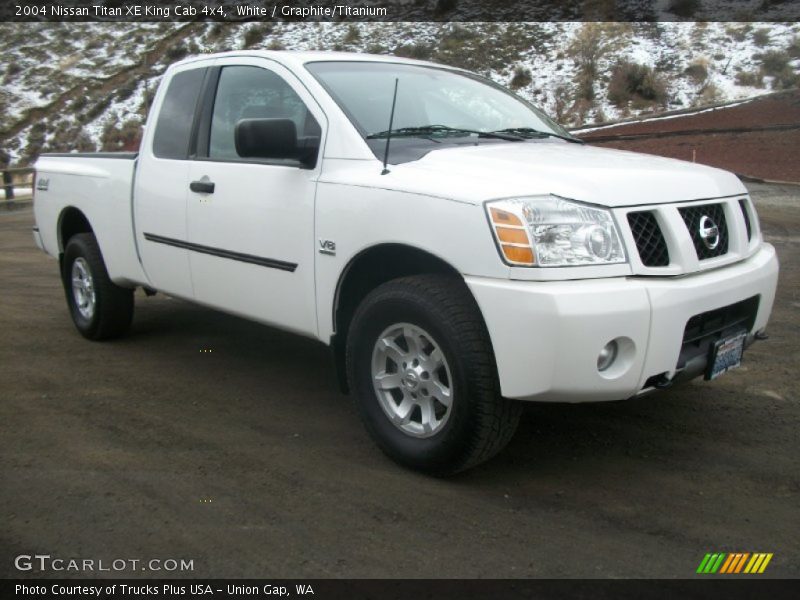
[1,167,34,207]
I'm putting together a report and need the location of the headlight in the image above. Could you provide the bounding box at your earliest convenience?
[486,195,627,267]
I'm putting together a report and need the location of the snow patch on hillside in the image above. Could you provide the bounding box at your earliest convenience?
[0,21,798,164]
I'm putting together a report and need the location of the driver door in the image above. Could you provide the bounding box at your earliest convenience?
[186,58,325,337]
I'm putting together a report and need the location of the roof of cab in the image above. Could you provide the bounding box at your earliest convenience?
[171,50,457,72]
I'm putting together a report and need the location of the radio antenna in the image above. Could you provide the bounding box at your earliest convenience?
[381,78,399,175]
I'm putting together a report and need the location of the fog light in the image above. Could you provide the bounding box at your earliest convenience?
[597,340,618,372]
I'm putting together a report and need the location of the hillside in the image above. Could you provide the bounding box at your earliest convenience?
[1,21,799,166]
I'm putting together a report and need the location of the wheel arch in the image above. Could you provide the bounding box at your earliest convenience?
[330,243,471,393]
[57,206,94,254]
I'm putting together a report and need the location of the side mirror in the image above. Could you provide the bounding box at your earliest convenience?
[234,118,318,168]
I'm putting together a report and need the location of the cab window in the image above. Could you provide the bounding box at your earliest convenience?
[152,68,205,159]
[208,66,320,161]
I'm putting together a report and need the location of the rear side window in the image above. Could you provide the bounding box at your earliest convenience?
[152,68,206,159]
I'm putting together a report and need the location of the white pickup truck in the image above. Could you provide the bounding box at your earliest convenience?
[33,51,778,474]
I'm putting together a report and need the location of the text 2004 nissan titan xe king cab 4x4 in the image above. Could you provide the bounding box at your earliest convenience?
[33,52,778,474]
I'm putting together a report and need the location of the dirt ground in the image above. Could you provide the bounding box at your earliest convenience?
[1,185,798,579]
[579,90,800,183]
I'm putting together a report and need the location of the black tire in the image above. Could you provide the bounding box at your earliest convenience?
[62,233,134,340]
[346,274,521,475]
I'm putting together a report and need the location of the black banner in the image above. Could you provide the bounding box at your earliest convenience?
[4,579,800,599]
[2,0,800,23]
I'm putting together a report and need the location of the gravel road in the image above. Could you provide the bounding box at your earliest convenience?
[1,184,797,578]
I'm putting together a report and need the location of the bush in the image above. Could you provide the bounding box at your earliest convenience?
[85,97,112,122]
[726,24,751,42]
[684,59,709,84]
[552,84,570,123]
[787,36,800,59]
[116,80,137,102]
[207,23,223,41]
[74,132,97,153]
[735,69,764,87]
[394,43,434,61]
[752,28,771,47]
[509,65,532,90]
[442,24,478,43]
[365,43,387,55]
[760,50,791,76]
[164,44,188,62]
[432,25,493,72]
[694,83,723,107]
[575,71,595,102]
[771,68,800,90]
[608,61,667,107]
[569,23,606,80]
[343,24,360,45]
[101,119,143,152]
[4,62,22,80]
[243,24,272,49]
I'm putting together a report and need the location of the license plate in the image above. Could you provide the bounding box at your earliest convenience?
[706,332,747,380]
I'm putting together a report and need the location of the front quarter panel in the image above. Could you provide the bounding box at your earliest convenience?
[314,161,509,342]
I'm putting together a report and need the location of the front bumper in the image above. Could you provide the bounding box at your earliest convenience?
[466,244,778,402]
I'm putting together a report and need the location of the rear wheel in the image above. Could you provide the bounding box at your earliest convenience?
[347,275,521,475]
[62,233,134,340]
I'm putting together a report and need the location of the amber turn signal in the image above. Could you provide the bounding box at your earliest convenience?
[488,206,535,265]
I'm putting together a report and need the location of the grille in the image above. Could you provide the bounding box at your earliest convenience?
[627,211,670,267]
[679,203,728,260]
[641,296,760,387]
[739,199,752,240]
[682,295,759,347]
[678,295,759,372]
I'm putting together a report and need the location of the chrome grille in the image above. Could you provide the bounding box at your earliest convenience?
[678,203,729,260]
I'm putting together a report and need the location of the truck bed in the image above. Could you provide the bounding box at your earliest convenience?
[34,152,148,288]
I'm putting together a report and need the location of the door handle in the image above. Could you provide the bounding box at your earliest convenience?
[190,180,215,194]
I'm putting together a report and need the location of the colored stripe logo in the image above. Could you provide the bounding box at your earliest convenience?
[697,553,773,574]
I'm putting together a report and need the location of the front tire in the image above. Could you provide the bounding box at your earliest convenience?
[62,233,134,340]
[347,275,521,475]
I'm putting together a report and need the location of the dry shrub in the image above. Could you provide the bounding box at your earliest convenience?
[509,65,532,90]
[735,69,764,88]
[684,58,709,84]
[608,61,667,108]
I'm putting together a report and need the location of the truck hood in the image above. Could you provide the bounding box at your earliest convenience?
[389,141,746,207]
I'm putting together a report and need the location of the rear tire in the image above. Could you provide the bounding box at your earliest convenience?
[346,274,521,475]
[62,233,134,340]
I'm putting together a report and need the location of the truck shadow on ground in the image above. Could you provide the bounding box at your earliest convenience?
[126,294,728,482]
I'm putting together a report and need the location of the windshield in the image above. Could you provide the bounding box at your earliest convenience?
[305,61,571,141]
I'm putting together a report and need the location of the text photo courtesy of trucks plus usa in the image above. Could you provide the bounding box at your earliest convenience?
[2,1,800,593]
[33,52,779,473]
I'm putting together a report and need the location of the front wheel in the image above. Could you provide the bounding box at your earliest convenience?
[62,233,134,340]
[347,275,521,475]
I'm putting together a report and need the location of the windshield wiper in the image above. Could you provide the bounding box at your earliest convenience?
[491,127,585,144]
[366,125,524,141]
